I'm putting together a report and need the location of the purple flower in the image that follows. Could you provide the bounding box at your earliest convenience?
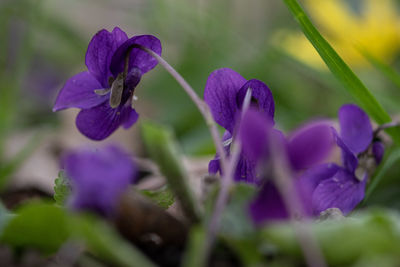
[53,27,161,140]
[63,145,136,217]
[204,68,275,183]
[298,104,384,216]
[239,110,335,223]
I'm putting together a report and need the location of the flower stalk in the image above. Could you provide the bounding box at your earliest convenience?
[131,44,227,174]
[203,89,252,261]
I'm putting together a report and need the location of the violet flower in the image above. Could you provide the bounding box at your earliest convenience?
[204,68,275,183]
[298,104,384,216]
[63,145,136,217]
[239,109,335,223]
[53,27,161,140]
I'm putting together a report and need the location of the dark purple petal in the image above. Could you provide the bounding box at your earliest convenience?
[76,103,139,140]
[372,141,385,164]
[204,68,247,133]
[312,169,366,215]
[296,163,340,215]
[85,27,128,87]
[121,107,139,129]
[288,122,334,171]
[110,35,162,76]
[208,131,232,175]
[239,109,272,162]
[234,156,258,184]
[236,79,275,123]
[53,72,107,111]
[339,104,373,154]
[63,145,135,217]
[249,180,288,224]
[332,128,358,172]
[208,156,221,175]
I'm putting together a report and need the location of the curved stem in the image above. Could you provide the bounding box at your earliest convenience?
[203,89,253,261]
[132,44,227,174]
[268,133,327,267]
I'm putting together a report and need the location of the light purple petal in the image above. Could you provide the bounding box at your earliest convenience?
[312,169,366,215]
[288,122,334,170]
[53,72,107,111]
[296,163,340,215]
[85,27,128,87]
[249,180,288,224]
[75,103,139,141]
[110,35,161,76]
[63,145,135,217]
[339,104,373,154]
[332,128,358,172]
[204,68,247,133]
[239,109,272,162]
[236,79,275,123]
[372,141,385,164]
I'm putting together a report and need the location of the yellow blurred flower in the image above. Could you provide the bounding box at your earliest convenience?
[278,0,400,69]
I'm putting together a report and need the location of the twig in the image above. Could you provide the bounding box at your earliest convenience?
[132,44,227,174]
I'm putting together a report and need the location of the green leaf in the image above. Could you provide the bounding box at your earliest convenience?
[1,202,69,254]
[219,184,263,266]
[53,170,71,205]
[70,215,155,267]
[261,209,400,266]
[141,121,201,223]
[141,186,175,209]
[282,0,400,144]
[219,183,256,238]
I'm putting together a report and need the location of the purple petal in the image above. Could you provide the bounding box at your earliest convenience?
[288,122,334,171]
[121,106,139,129]
[110,35,162,76]
[372,141,385,164]
[234,156,258,184]
[204,68,247,133]
[296,163,340,215]
[312,169,366,215]
[208,156,221,175]
[76,103,139,141]
[339,104,373,154]
[85,27,128,87]
[249,180,288,224]
[236,79,275,123]
[239,109,272,162]
[53,72,108,111]
[332,128,358,172]
[208,131,232,175]
[63,145,135,217]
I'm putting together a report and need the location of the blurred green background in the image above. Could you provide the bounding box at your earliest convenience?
[1,0,400,157]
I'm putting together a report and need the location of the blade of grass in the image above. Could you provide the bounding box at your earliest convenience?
[282,0,400,144]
